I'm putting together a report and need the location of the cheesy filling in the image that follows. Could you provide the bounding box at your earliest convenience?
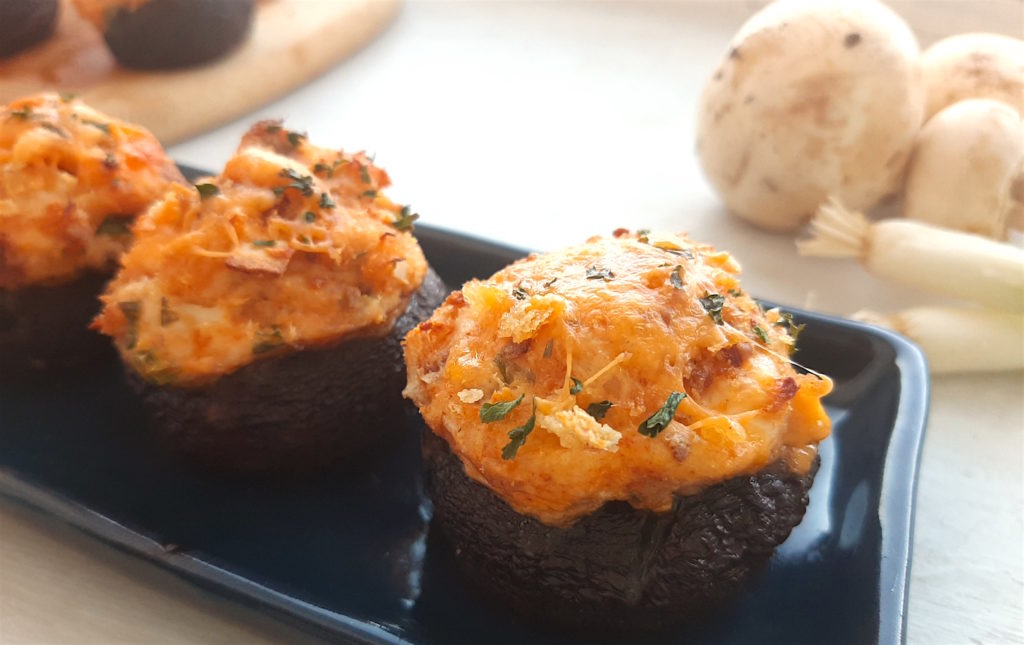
[403,232,833,526]
[93,122,428,385]
[0,93,183,288]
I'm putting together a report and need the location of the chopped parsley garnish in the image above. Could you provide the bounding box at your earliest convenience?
[304,211,316,223]
[313,158,344,178]
[543,339,553,358]
[585,266,614,281]
[95,215,133,236]
[753,324,769,344]
[362,190,378,199]
[638,392,686,437]
[9,107,33,120]
[670,265,684,290]
[494,355,511,383]
[359,164,372,184]
[118,301,141,349]
[570,377,583,395]
[319,192,335,209]
[298,235,311,244]
[501,400,536,460]
[586,400,613,420]
[252,327,284,354]
[59,92,77,102]
[511,286,528,300]
[392,206,419,231]
[699,293,726,325]
[287,130,305,147]
[195,183,220,198]
[160,297,178,326]
[480,394,524,422]
[274,168,315,197]
[265,124,282,134]
[729,288,742,297]
[774,312,806,344]
[39,122,67,138]
[252,239,276,247]
[103,153,117,169]
[83,119,110,134]
[637,228,651,238]
[543,277,558,289]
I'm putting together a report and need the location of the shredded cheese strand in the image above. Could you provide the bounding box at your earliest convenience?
[582,352,629,389]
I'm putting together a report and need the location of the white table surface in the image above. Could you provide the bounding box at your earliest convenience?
[2,1,1022,643]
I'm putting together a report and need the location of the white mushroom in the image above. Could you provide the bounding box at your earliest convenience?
[903,98,1024,238]
[696,0,924,231]
[921,32,1024,120]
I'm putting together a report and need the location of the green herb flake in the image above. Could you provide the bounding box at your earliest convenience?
[670,265,684,290]
[585,266,614,281]
[699,293,726,325]
[392,206,419,231]
[39,122,67,138]
[287,130,305,147]
[543,277,558,289]
[494,355,511,383]
[274,168,315,197]
[265,124,282,134]
[9,107,33,120]
[298,235,311,244]
[319,192,336,209]
[511,286,528,300]
[480,393,524,423]
[83,119,110,134]
[303,211,317,223]
[252,327,284,354]
[586,400,613,420]
[570,377,583,395]
[195,182,220,199]
[773,312,806,344]
[160,297,178,326]
[252,239,276,248]
[638,392,686,437]
[359,164,372,184]
[543,339,554,358]
[753,324,769,344]
[59,92,77,102]
[637,228,651,237]
[501,400,536,460]
[102,153,117,169]
[362,190,378,199]
[118,301,141,349]
[729,288,742,297]
[95,215,133,236]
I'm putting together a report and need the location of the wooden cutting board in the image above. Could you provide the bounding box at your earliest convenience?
[0,0,402,144]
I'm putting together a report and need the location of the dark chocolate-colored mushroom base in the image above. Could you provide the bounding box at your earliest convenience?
[0,0,59,58]
[422,429,818,632]
[0,272,114,376]
[129,268,446,475]
[101,0,255,70]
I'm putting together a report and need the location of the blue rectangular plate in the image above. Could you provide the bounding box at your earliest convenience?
[0,176,928,644]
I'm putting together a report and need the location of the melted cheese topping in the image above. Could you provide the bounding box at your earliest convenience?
[93,122,428,385]
[403,232,832,526]
[0,93,183,288]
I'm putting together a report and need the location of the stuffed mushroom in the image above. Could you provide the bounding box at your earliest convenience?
[71,0,255,69]
[404,230,832,629]
[0,92,184,372]
[93,122,445,473]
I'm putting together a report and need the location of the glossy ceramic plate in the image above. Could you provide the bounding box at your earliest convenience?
[0,180,928,644]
